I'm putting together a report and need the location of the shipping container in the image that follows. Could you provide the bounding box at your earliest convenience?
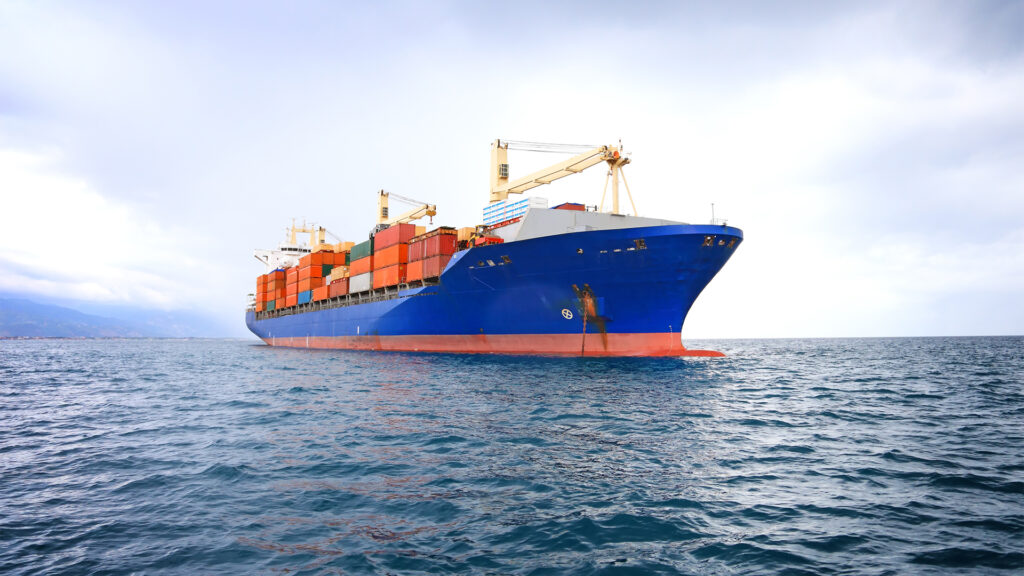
[350,239,374,261]
[334,241,355,253]
[266,300,276,312]
[349,271,372,293]
[313,285,330,302]
[374,243,408,268]
[298,276,324,293]
[298,265,324,281]
[275,297,285,309]
[407,259,424,283]
[329,277,349,298]
[285,281,298,296]
[267,278,285,292]
[553,202,586,211]
[299,251,328,269]
[322,264,333,277]
[270,287,286,301]
[423,254,453,278]
[286,267,299,285]
[268,269,285,281]
[409,239,424,262]
[298,290,312,305]
[373,223,416,251]
[424,233,457,258]
[373,264,407,289]
[350,255,373,276]
[457,227,476,242]
[285,293,298,307]
[327,266,350,283]
[255,301,266,312]
[255,291,267,304]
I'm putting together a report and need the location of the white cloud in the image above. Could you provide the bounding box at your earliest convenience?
[0,148,212,308]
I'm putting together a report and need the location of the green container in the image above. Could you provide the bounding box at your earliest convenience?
[322,264,333,276]
[351,239,374,260]
[266,300,276,311]
[345,252,351,266]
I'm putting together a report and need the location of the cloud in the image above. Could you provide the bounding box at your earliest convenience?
[0,148,212,309]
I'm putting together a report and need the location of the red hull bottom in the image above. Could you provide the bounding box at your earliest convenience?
[261,333,725,357]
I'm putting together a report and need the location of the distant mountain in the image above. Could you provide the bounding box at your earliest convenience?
[0,298,158,337]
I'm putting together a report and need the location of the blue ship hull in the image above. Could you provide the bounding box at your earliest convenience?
[246,224,742,356]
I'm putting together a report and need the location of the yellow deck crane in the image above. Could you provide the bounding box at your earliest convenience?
[377,190,437,226]
[489,139,637,215]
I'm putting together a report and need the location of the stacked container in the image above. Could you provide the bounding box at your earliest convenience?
[372,223,416,289]
[407,227,457,282]
[297,251,337,305]
[349,238,374,293]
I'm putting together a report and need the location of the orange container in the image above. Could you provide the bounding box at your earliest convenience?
[298,251,326,268]
[313,285,330,302]
[255,301,266,312]
[350,255,373,276]
[373,264,407,289]
[276,297,286,309]
[298,265,324,281]
[298,276,324,293]
[266,278,283,291]
[268,270,285,281]
[256,275,268,290]
[374,243,408,269]
[406,259,424,283]
[286,267,299,285]
[329,278,349,298]
[268,287,286,301]
[255,291,267,304]
[285,293,297,307]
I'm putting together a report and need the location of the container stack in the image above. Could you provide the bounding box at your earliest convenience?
[372,223,416,289]
[349,238,374,293]
[297,251,336,305]
[259,269,285,311]
[408,227,457,282]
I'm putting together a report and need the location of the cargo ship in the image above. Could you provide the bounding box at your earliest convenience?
[245,140,742,356]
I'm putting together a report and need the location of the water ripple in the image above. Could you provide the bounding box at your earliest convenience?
[0,336,1022,574]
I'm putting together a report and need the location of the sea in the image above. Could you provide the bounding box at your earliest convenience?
[1,337,1021,575]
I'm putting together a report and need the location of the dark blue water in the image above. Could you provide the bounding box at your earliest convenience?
[1,337,1021,575]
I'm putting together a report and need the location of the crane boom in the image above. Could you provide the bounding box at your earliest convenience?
[377,190,437,225]
[488,139,634,214]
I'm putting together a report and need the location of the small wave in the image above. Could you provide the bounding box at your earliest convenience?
[911,547,1024,569]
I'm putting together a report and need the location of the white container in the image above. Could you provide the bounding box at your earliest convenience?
[349,272,372,293]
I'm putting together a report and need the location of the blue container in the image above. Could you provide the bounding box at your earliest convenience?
[297,290,312,305]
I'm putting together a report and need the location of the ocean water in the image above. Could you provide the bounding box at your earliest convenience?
[0,337,1021,575]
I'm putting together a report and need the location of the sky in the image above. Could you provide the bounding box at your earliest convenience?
[1,0,1022,338]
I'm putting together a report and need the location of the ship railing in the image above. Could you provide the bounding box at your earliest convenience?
[254,278,442,321]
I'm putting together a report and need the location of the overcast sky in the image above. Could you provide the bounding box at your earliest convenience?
[1,0,1022,338]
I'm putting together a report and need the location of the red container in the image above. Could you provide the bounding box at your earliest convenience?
[409,240,424,262]
[406,259,424,282]
[329,278,349,298]
[373,223,416,251]
[553,202,586,211]
[286,267,299,285]
[373,264,407,289]
[268,270,285,281]
[374,243,408,269]
[313,285,330,302]
[350,255,373,276]
[423,254,452,278]
[298,277,323,293]
[285,293,298,307]
[424,234,457,258]
[298,251,329,268]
